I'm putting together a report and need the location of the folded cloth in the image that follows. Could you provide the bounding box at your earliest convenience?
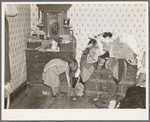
[42,91,51,95]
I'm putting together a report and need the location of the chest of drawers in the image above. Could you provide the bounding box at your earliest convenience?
[26,43,76,92]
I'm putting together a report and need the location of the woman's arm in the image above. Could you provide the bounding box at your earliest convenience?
[44,63,56,72]
[65,70,71,87]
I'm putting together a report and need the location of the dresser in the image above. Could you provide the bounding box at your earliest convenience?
[26,41,76,92]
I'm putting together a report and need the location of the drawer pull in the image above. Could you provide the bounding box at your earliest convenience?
[35,66,38,68]
[35,76,38,80]
[35,55,38,58]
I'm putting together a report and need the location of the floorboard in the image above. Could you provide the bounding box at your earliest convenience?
[9,91,105,109]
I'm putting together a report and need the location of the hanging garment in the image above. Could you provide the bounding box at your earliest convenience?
[5,17,11,83]
[80,47,93,69]
[87,47,102,63]
[142,51,146,68]
[121,33,138,54]
[5,4,18,17]
[118,59,124,81]
[105,57,126,84]
[112,41,137,65]
[80,65,95,83]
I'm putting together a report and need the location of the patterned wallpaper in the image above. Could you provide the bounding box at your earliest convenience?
[5,2,147,94]
[68,3,147,69]
[31,3,148,77]
[5,4,31,94]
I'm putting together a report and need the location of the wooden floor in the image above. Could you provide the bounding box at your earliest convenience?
[9,90,104,109]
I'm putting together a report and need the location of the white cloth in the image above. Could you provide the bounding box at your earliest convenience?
[75,83,84,96]
[5,4,18,17]
[121,33,137,54]
[86,41,105,64]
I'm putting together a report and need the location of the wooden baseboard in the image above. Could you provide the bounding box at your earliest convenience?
[5,81,27,108]
[26,82,51,91]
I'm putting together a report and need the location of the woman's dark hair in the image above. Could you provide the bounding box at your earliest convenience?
[103,32,113,38]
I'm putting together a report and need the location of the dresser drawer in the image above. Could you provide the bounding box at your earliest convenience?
[27,71,43,84]
[28,62,46,71]
[27,70,69,85]
[26,50,75,62]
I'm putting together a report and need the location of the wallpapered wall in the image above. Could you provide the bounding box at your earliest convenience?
[31,3,147,77]
[68,3,147,61]
[5,4,31,94]
[6,3,147,94]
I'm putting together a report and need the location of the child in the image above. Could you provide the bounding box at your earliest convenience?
[42,58,78,97]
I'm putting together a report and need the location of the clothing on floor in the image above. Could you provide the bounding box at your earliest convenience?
[119,86,146,108]
[75,83,84,96]
[136,73,146,87]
